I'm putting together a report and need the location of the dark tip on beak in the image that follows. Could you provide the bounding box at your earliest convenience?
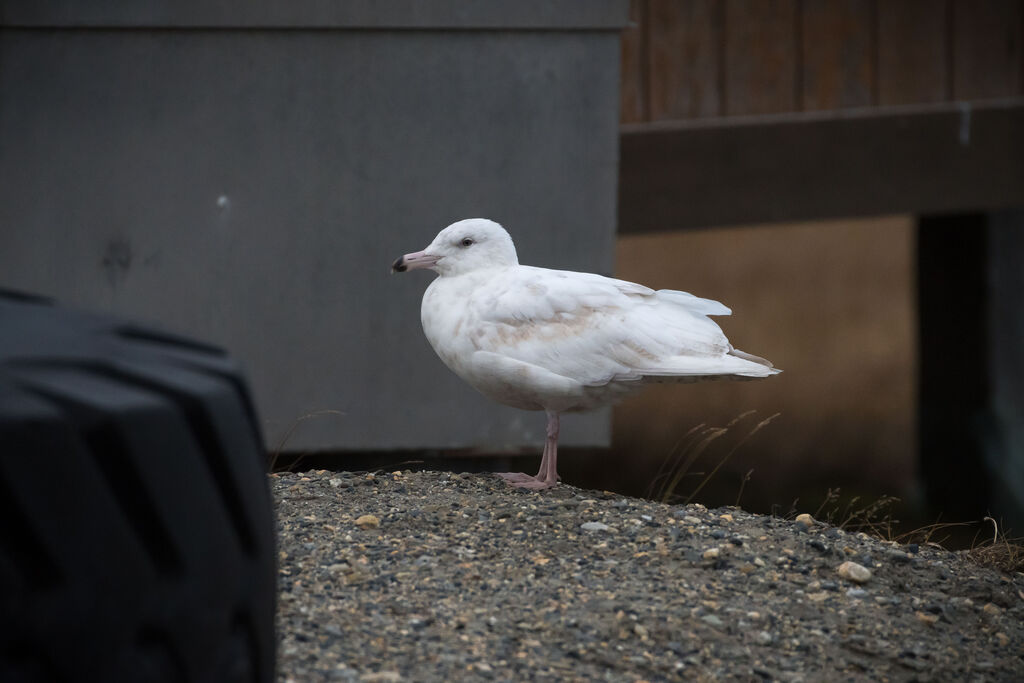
[391,257,407,273]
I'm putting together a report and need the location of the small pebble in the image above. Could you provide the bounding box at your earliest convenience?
[360,673,400,683]
[837,561,872,584]
[701,615,724,628]
[885,550,911,564]
[795,513,814,527]
[354,515,380,529]
[703,547,721,560]
[581,521,611,532]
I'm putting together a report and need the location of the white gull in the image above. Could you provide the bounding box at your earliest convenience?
[392,218,779,490]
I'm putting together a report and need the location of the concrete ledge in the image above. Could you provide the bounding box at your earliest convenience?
[0,0,631,30]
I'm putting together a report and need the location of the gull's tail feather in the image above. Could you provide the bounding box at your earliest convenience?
[728,347,779,373]
[630,348,780,384]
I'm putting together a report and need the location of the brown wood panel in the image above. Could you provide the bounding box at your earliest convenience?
[801,0,875,110]
[877,0,949,105]
[619,100,1024,231]
[647,0,722,119]
[952,0,1023,100]
[620,0,647,123]
[724,0,799,115]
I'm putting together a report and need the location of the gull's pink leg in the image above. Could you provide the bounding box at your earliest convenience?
[502,411,560,490]
[534,432,552,480]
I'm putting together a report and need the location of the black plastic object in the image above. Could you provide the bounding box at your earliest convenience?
[0,291,275,683]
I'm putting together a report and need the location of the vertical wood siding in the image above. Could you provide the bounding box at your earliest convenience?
[623,0,1024,123]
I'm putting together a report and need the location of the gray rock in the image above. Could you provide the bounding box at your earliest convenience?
[702,614,725,628]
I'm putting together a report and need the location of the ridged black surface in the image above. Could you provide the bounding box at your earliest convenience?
[0,293,275,683]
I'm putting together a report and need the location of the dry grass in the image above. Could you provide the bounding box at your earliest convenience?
[647,411,779,505]
[806,489,1024,574]
[810,487,903,540]
[964,517,1024,574]
[268,409,345,472]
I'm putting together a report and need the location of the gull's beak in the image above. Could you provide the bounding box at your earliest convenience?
[391,250,441,273]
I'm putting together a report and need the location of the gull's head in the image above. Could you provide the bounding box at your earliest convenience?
[391,218,519,277]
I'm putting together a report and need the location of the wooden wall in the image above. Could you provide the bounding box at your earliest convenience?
[622,0,1024,123]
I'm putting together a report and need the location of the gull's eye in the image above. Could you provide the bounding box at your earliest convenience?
[460,237,474,247]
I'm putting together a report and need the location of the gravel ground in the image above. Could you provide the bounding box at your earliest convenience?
[273,470,1024,682]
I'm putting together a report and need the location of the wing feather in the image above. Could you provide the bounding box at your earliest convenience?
[468,266,770,386]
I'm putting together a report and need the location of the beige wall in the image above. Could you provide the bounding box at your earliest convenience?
[599,216,916,508]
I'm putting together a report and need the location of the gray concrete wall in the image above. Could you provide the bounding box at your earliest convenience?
[0,1,629,451]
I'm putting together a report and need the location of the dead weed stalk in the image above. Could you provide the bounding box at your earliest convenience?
[268,409,346,472]
[649,411,779,505]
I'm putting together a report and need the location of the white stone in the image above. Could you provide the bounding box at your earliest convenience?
[837,561,872,584]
